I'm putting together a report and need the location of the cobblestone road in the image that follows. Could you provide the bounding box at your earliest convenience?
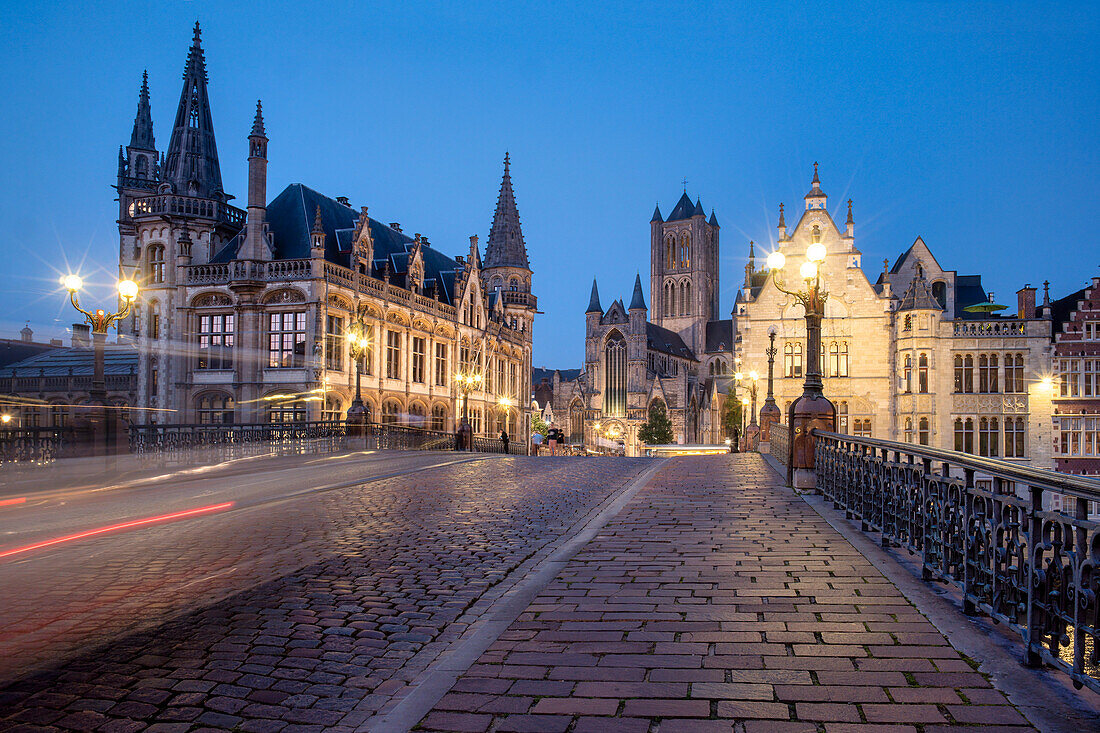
[0,456,647,732]
[417,455,1039,733]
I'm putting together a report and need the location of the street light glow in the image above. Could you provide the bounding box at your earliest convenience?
[800,261,818,280]
[1,414,11,424]
[766,251,785,270]
[749,370,759,381]
[806,242,827,263]
[62,274,83,292]
[117,279,139,300]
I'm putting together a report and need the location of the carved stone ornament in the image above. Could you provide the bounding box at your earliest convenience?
[262,289,306,304]
[194,292,233,307]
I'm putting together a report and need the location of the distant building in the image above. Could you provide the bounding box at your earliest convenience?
[113,24,534,430]
[1044,277,1100,478]
[540,166,1056,465]
[0,325,138,427]
[0,325,62,369]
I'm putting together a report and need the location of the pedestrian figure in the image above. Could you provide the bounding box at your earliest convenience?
[500,429,509,453]
[547,424,560,456]
[531,431,543,456]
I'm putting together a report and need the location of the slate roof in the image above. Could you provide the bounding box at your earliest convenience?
[4,344,138,377]
[651,204,663,223]
[898,276,944,311]
[647,322,697,361]
[705,319,734,353]
[666,192,698,222]
[212,184,463,307]
[953,275,991,320]
[629,274,647,310]
[586,280,603,314]
[484,154,530,269]
[0,339,61,369]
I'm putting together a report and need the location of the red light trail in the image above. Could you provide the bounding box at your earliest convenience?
[0,497,27,507]
[0,502,234,560]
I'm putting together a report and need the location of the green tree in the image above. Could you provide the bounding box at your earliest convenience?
[638,400,675,445]
[721,397,742,442]
[531,413,549,437]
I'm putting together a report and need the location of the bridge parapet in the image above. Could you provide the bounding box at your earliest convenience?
[814,429,1100,694]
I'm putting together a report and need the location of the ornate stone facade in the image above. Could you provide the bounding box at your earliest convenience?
[115,25,535,431]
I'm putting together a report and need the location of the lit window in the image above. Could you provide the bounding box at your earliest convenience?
[198,314,234,369]
[386,330,402,379]
[325,316,344,371]
[268,312,306,368]
[149,245,165,284]
[197,393,234,424]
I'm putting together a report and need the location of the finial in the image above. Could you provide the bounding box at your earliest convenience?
[681,176,689,193]
[883,258,889,276]
[192,20,202,46]
[414,232,422,247]
[847,198,853,225]
[251,100,265,136]
[1043,280,1051,306]
[312,204,323,234]
[749,240,755,258]
[777,202,786,228]
[141,69,149,93]
[812,161,819,184]
[504,151,510,173]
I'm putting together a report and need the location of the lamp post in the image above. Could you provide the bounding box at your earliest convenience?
[759,327,781,442]
[454,371,482,449]
[62,274,138,455]
[345,307,371,435]
[765,226,836,489]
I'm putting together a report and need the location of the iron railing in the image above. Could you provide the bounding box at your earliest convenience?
[0,427,74,465]
[129,421,349,461]
[814,429,1100,693]
[365,423,455,451]
[472,434,527,455]
[771,422,790,468]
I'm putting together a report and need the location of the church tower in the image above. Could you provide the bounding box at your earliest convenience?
[163,22,225,201]
[482,153,536,334]
[650,191,720,355]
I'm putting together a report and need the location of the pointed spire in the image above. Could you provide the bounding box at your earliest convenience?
[312,204,324,235]
[251,100,266,137]
[694,197,704,217]
[805,162,826,205]
[586,279,603,314]
[629,273,647,311]
[847,198,853,225]
[164,21,224,199]
[1043,280,1051,306]
[812,161,820,185]
[129,70,155,151]
[651,203,663,223]
[668,192,696,221]
[777,202,786,229]
[749,240,755,261]
[708,209,719,227]
[484,152,529,269]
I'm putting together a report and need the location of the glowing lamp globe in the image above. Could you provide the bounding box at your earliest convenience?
[800,261,818,280]
[806,242,827,262]
[735,371,743,381]
[62,274,83,292]
[117,279,139,300]
[766,251,786,270]
[357,336,370,350]
[750,370,759,381]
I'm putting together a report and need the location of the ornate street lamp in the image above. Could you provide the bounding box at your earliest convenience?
[345,306,371,434]
[765,228,836,489]
[759,326,782,441]
[63,274,139,406]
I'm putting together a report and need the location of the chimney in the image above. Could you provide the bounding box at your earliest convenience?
[1017,285,1036,319]
[71,323,91,348]
[336,196,350,207]
[389,222,402,233]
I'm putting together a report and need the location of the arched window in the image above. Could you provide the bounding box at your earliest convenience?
[1005,353,1024,393]
[963,355,974,393]
[954,417,975,453]
[1005,417,1025,457]
[838,401,848,434]
[149,244,165,284]
[381,400,401,425]
[932,281,947,309]
[135,156,148,178]
[903,355,912,393]
[829,342,840,377]
[197,393,234,424]
[681,281,691,316]
[904,417,913,443]
[408,402,426,428]
[679,233,691,267]
[918,353,929,393]
[979,417,999,457]
[570,402,584,442]
[267,396,306,423]
[509,278,519,292]
[431,404,447,431]
[667,281,676,318]
[148,301,160,339]
[666,237,675,269]
[919,417,930,445]
[603,330,627,417]
[838,342,848,377]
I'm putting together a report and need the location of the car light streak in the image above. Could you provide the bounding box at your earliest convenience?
[0,497,27,507]
[0,502,234,560]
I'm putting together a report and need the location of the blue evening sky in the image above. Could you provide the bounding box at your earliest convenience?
[1,1,1096,368]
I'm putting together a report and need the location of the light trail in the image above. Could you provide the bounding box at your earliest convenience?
[0,502,234,560]
[0,497,27,508]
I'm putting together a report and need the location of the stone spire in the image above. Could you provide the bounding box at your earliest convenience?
[239,100,269,261]
[846,198,854,237]
[778,202,786,229]
[129,70,155,151]
[805,162,826,210]
[745,240,756,288]
[651,203,663,223]
[846,198,853,225]
[586,279,603,314]
[310,205,325,257]
[629,273,647,311]
[163,22,224,199]
[484,152,529,269]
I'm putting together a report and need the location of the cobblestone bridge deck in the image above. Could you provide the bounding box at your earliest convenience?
[0,454,1095,732]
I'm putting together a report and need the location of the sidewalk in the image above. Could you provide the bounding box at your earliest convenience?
[414,454,1065,732]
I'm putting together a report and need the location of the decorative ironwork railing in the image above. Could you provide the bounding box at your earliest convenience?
[814,430,1100,693]
[129,421,348,461]
[129,194,245,227]
[771,422,790,468]
[472,434,527,455]
[953,320,1028,337]
[365,423,455,451]
[0,427,74,465]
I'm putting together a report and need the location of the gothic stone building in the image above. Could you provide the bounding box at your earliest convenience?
[549,194,736,456]
[117,24,535,431]
[547,167,1056,466]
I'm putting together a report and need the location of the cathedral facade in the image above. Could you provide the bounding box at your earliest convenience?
[551,167,1056,466]
[116,25,535,431]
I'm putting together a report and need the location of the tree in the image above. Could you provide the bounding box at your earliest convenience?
[531,413,548,437]
[721,396,742,443]
[638,400,674,445]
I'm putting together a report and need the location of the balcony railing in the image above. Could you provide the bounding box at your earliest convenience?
[953,320,1028,337]
[814,430,1100,693]
[129,194,245,227]
[0,427,75,465]
[130,420,349,462]
[501,291,537,309]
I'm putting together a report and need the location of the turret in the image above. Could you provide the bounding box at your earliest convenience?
[240,101,270,261]
[163,22,224,200]
[804,162,826,211]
